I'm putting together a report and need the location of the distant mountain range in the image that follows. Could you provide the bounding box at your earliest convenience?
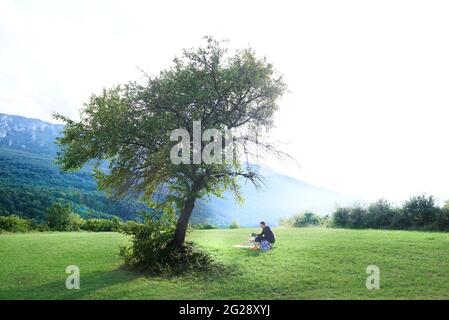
[0,113,63,154]
[0,113,358,226]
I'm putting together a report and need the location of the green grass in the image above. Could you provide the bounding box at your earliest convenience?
[1,227,449,299]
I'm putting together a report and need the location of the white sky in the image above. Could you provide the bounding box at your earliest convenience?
[1,0,449,204]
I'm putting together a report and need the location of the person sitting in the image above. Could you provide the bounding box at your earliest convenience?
[254,221,275,245]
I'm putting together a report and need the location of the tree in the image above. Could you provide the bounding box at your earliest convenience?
[46,203,81,231]
[403,194,439,228]
[332,207,351,228]
[348,206,367,229]
[229,220,240,229]
[54,37,287,247]
[366,199,394,228]
[285,211,321,227]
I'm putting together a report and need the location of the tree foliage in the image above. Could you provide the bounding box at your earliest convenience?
[281,211,322,227]
[46,203,82,231]
[55,37,287,246]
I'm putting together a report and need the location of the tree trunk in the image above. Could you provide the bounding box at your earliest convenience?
[172,197,196,247]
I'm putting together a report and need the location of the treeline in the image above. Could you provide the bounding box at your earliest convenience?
[281,195,449,232]
[0,203,141,233]
[332,195,449,231]
[0,184,146,221]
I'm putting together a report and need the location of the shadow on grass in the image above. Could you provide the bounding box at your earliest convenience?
[122,261,240,283]
[3,262,243,300]
[233,246,277,257]
[2,268,139,300]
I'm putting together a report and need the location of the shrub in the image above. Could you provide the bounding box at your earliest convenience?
[434,207,449,231]
[0,215,32,233]
[34,222,50,232]
[229,220,240,229]
[191,223,217,230]
[46,203,81,231]
[70,214,84,231]
[403,195,439,228]
[332,207,351,228]
[81,218,121,232]
[331,195,445,231]
[284,212,322,227]
[320,215,332,228]
[120,212,221,275]
[365,199,395,229]
[120,220,142,233]
[348,206,367,229]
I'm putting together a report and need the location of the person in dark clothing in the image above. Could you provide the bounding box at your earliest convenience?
[255,221,275,244]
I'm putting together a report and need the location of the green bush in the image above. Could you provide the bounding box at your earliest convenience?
[403,195,439,228]
[229,220,240,229]
[119,220,142,233]
[434,208,449,231]
[282,212,322,227]
[191,223,217,230]
[332,195,445,231]
[320,215,331,228]
[332,207,351,228]
[33,222,50,232]
[120,213,221,275]
[390,209,411,229]
[347,206,367,229]
[46,203,82,231]
[0,215,32,232]
[365,199,395,229]
[81,218,121,232]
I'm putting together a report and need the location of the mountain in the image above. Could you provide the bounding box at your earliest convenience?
[0,112,358,226]
[192,166,358,226]
[0,113,146,221]
[0,113,63,155]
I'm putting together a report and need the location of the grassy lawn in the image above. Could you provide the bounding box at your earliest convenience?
[1,227,449,299]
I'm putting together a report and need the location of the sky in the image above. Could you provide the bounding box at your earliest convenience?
[1,0,449,204]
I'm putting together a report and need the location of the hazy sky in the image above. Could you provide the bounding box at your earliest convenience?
[1,0,449,203]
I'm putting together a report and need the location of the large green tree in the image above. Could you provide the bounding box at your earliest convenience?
[55,37,287,247]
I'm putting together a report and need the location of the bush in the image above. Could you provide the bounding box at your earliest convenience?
[191,223,217,230]
[46,203,82,231]
[389,209,410,229]
[403,195,439,228]
[283,212,322,227]
[331,195,445,231]
[229,220,240,229]
[348,206,367,229]
[332,207,351,228]
[320,215,332,228]
[0,215,32,232]
[120,213,221,275]
[365,199,395,229]
[120,220,142,233]
[434,207,449,231]
[33,222,51,232]
[81,217,121,232]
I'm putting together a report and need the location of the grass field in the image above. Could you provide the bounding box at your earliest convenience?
[1,227,449,299]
